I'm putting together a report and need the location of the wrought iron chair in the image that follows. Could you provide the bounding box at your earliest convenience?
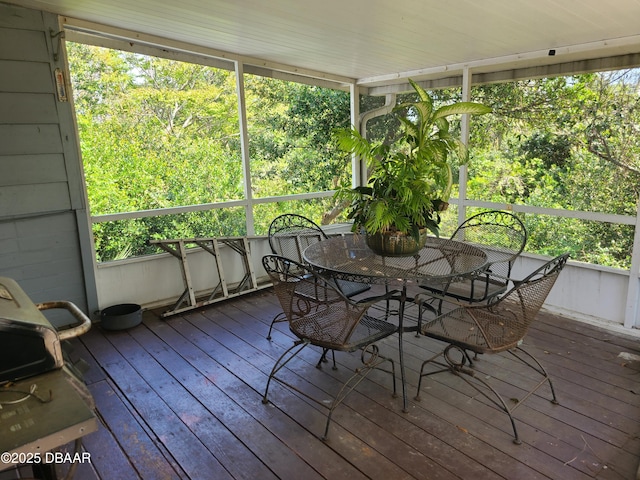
[414,253,569,444]
[266,213,370,339]
[419,210,527,314]
[262,255,397,440]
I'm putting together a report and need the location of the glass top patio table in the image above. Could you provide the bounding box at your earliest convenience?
[303,234,488,287]
[303,234,489,412]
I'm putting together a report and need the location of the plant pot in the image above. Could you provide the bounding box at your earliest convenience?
[366,229,428,256]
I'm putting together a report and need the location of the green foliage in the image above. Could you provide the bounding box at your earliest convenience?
[520,132,571,170]
[467,71,640,268]
[67,44,350,261]
[95,209,247,262]
[252,197,339,236]
[69,44,242,214]
[334,79,490,241]
[68,40,640,269]
[246,76,350,197]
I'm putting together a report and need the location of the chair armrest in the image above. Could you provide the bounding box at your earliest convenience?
[412,291,469,309]
[355,289,402,307]
[478,272,524,287]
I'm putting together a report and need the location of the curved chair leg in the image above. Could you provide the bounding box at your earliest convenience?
[415,344,541,444]
[316,349,337,370]
[321,344,395,440]
[266,311,287,340]
[262,340,308,404]
[361,344,396,398]
[264,340,396,441]
[452,369,523,444]
[316,348,328,368]
[508,346,559,405]
[414,348,459,401]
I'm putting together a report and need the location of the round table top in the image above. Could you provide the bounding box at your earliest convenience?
[303,234,488,286]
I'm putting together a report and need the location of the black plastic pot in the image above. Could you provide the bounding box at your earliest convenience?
[100,303,142,330]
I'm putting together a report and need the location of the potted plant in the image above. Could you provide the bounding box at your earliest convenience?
[334,79,491,256]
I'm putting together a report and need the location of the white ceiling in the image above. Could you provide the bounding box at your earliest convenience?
[8,0,640,88]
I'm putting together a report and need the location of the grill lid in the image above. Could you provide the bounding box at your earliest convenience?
[0,277,63,384]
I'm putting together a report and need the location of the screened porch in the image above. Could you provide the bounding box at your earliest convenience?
[2,1,640,479]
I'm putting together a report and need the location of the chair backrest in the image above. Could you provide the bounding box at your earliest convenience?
[477,253,569,348]
[268,214,328,263]
[452,210,527,278]
[262,254,365,347]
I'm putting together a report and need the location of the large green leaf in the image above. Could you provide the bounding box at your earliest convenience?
[408,78,433,105]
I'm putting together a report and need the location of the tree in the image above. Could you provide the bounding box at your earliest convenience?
[468,72,640,267]
[68,44,352,260]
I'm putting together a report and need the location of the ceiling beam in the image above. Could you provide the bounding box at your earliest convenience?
[368,52,640,96]
[62,16,356,88]
[360,34,640,91]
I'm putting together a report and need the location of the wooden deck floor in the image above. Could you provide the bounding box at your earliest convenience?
[17,289,640,479]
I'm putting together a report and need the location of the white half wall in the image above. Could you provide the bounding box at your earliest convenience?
[95,236,273,316]
[95,234,633,334]
[512,254,629,329]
